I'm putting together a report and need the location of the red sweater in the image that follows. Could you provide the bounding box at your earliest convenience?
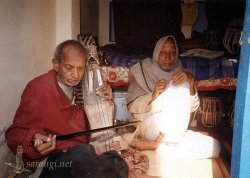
[6,70,88,171]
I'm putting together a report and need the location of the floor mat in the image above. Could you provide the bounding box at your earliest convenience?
[142,150,230,178]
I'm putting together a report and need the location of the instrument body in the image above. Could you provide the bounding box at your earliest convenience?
[82,56,115,139]
[79,34,135,153]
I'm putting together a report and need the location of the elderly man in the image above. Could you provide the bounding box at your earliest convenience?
[6,40,128,178]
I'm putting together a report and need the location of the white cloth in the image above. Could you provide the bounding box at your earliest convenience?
[129,82,220,159]
[157,130,221,159]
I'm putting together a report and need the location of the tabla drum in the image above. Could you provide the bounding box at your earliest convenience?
[197,96,224,127]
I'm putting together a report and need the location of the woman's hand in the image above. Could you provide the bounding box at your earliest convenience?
[149,79,168,105]
[172,70,196,95]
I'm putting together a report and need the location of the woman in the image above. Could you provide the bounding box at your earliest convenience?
[126,36,220,159]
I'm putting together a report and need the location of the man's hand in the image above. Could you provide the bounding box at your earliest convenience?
[96,84,113,101]
[33,133,56,155]
[149,79,168,105]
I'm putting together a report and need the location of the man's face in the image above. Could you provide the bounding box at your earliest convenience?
[53,46,86,87]
[157,39,177,71]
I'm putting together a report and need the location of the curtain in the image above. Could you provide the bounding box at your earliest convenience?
[112,0,184,49]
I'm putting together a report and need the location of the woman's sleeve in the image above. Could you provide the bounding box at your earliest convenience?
[190,91,200,113]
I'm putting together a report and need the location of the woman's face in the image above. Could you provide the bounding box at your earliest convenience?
[157,39,177,72]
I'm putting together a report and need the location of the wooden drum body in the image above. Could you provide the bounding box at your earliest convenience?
[197,96,225,127]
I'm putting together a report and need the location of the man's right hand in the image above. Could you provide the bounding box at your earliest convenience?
[33,133,56,155]
[149,79,168,104]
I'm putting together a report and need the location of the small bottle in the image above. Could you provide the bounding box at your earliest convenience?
[14,145,24,174]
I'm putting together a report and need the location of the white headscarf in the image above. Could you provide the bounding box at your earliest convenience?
[127,36,183,106]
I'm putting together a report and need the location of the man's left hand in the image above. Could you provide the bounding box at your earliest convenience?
[96,84,113,101]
